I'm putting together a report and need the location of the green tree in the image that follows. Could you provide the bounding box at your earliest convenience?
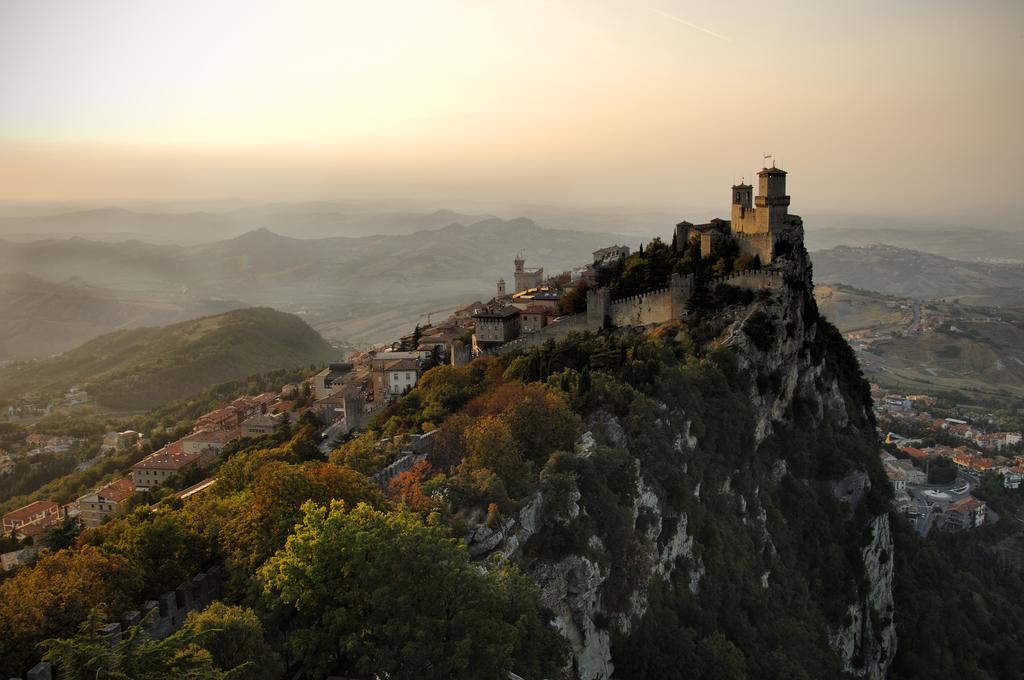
[40,609,226,680]
[178,603,283,680]
[93,507,209,596]
[40,514,84,551]
[261,501,562,680]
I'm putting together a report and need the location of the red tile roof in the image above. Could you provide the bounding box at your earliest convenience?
[131,444,199,471]
[2,500,59,524]
[899,446,928,461]
[95,478,136,503]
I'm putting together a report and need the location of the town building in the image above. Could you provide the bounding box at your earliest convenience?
[885,466,908,492]
[592,245,631,264]
[1003,466,1024,490]
[312,387,365,430]
[194,406,241,432]
[472,306,522,351]
[180,429,238,459]
[119,430,142,451]
[383,359,420,398]
[77,479,136,528]
[2,500,60,535]
[370,351,423,403]
[942,497,987,531]
[512,255,544,293]
[240,413,284,438]
[130,445,202,490]
[312,363,355,400]
[510,288,562,312]
[520,304,552,334]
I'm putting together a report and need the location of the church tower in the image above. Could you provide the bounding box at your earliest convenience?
[497,278,506,296]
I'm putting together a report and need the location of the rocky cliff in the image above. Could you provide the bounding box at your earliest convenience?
[468,242,896,679]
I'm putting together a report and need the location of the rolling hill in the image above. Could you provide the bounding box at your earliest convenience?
[0,307,338,411]
[816,282,1024,402]
[0,218,630,356]
[811,244,1024,305]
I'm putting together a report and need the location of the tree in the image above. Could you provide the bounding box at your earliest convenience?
[40,514,84,551]
[260,501,564,680]
[463,415,531,495]
[40,609,226,680]
[178,603,283,680]
[94,507,209,597]
[0,547,137,676]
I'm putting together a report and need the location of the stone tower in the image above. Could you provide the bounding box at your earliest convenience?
[755,165,790,230]
[514,255,525,274]
[497,278,506,296]
[730,181,753,224]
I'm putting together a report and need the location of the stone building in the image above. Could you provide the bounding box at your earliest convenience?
[513,255,544,293]
[472,306,522,351]
[675,164,802,263]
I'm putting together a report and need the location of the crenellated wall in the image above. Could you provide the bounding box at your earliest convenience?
[608,287,672,327]
[708,269,783,292]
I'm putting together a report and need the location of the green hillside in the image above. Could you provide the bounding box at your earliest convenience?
[0,307,338,410]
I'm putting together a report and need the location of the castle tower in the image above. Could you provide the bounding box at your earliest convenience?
[497,278,506,296]
[514,255,525,274]
[754,165,790,230]
[674,221,693,251]
[730,181,753,226]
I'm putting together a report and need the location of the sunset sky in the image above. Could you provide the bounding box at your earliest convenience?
[1,0,1021,222]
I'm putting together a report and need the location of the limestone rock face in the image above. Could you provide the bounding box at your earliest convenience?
[465,247,895,679]
[829,514,898,679]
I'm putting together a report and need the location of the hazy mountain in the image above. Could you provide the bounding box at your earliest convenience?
[0,206,485,244]
[810,244,1024,304]
[806,225,1024,262]
[0,307,337,410]
[0,218,631,358]
[0,272,245,362]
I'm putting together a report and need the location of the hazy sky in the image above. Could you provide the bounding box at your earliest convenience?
[1,0,1022,223]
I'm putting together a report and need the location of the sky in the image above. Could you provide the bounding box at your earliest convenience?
[1,0,1022,224]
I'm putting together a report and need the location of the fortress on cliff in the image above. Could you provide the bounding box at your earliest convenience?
[676,163,802,264]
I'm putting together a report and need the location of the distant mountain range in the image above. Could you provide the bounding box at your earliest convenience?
[0,206,486,243]
[0,217,631,360]
[810,244,1024,306]
[0,307,337,410]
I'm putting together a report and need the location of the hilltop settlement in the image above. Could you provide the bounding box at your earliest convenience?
[2,166,1023,680]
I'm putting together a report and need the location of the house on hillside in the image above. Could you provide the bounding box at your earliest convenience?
[78,478,136,528]
[130,444,201,490]
[521,304,552,334]
[194,407,241,432]
[942,497,987,531]
[241,413,284,438]
[472,307,522,352]
[180,429,238,462]
[369,352,422,403]
[312,363,354,400]
[2,500,61,536]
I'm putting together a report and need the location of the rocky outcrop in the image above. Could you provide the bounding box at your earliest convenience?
[466,248,896,679]
[829,513,897,679]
